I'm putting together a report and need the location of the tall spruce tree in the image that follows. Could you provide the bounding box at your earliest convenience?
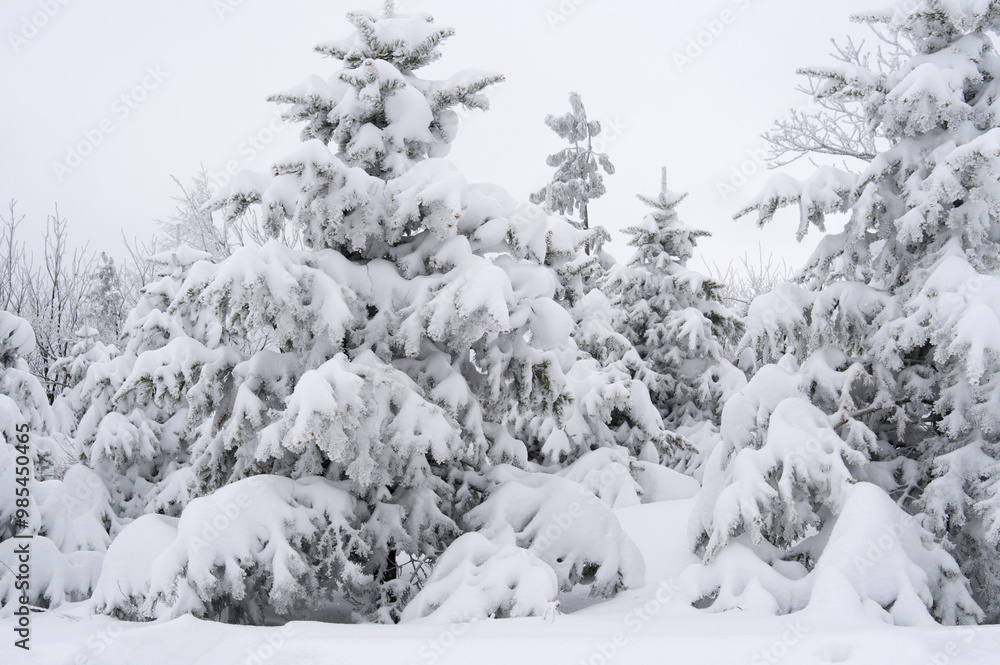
[691,0,1000,624]
[76,2,672,623]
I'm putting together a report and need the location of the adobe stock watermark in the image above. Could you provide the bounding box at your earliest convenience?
[851,512,922,575]
[577,579,681,665]
[714,102,818,202]
[545,0,593,31]
[754,284,805,330]
[536,461,635,557]
[716,145,769,203]
[246,624,297,665]
[417,613,479,665]
[52,65,169,183]
[673,0,758,73]
[7,0,73,54]
[205,108,292,197]
[749,618,809,665]
[590,117,627,155]
[71,623,124,665]
[923,627,978,665]
[188,480,261,554]
[214,0,248,20]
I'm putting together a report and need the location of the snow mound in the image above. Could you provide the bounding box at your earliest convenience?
[0,536,102,615]
[93,476,364,623]
[92,513,179,617]
[466,470,645,597]
[811,482,981,626]
[400,529,558,623]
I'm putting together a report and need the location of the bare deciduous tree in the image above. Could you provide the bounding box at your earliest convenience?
[703,244,795,317]
[2,201,141,399]
[157,169,292,261]
[764,29,910,169]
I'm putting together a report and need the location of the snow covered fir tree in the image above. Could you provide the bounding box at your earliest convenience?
[5,2,1000,660]
[529,92,615,239]
[0,2,678,625]
[690,0,1000,625]
[600,168,744,462]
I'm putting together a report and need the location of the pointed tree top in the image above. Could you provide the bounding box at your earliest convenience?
[624,167,707,268]
[316,6,454,72]
[637,166,688,212]
[529,91,614,220]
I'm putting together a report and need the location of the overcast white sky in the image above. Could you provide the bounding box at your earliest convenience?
[1,0,881,271]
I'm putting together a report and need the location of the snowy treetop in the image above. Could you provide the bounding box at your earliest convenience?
[856,1,1000,53]
[269,2,502,179]
[316,2,452,73]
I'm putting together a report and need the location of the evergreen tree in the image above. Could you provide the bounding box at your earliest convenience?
[529,92,615,241]
[0,312,55,540]
[74,247,219,521]
[83,253,127,346]
[50,325,119,436]
[0,313,108,614]
[692,0,1000,624]
[83,2,672,623]
[603,168,743,435]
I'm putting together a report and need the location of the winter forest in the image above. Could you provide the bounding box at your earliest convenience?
[4,0,1000,663]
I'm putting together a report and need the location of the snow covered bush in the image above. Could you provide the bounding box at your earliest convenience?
[400,529,559,622]
[405,447,647,621]
[693,0,1000,625]
[463,467,645,597]
[0,537,102,615]
[686,479,979,626]
[92,475,364,623]
[0,313,110,614]
[1,312,56,542]
[812,482,978,627]
[0,312,61,481]
[689,354,979,623]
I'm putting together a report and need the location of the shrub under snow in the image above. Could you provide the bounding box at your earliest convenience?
[400,529,559,622]
[92,475,365,623]
[465,468,645,597]
[0,536,102,615]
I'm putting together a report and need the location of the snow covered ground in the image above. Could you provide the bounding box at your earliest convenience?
[5,496,999,665]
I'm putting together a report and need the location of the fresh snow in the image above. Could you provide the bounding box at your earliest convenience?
[4,489,1000,664]
[8,1,1000,661]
